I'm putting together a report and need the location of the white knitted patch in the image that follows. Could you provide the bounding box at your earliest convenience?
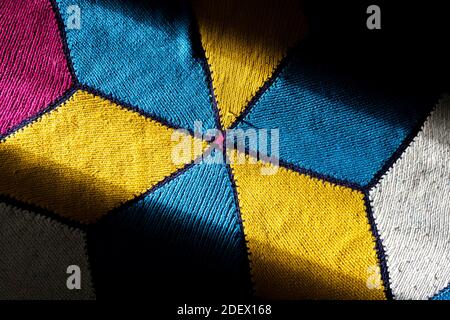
[369,95,450,300]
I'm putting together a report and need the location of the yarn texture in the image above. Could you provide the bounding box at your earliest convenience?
[0,202,94,299]
[231,152,385,299]
[369,97,450,300]
[0,0,72,135]
[0,90,200,223]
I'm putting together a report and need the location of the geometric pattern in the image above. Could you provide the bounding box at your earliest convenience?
[55,0,217,132]
[0,202,94,299]
[0,0,448,300]
[88,154,250,299]
[0,90,199,224]
[236,49,434,186]
[0,0,72,136]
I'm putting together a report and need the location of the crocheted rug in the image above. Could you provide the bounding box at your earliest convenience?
[0,0,449,300]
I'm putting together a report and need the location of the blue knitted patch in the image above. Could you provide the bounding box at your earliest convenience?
[56,0,216,132]
[89,157,249,298]
[236,51,432,186]
[432,285,450,300]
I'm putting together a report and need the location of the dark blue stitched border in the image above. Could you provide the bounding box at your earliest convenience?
[187,2,223,132]
[222,143,365,192]
[0,194,87,231]
[95,157,201,225]
[228,41,308,130]
[429,281,450,300]
[6,0,447,301]
[365,99,438,191]
[223,155,256,298]
[0,86,77,142]
[363,191,394,300]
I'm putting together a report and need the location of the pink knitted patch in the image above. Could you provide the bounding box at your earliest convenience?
[0,0,73,135]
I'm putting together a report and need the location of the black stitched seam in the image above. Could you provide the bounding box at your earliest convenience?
[0,86,77,142]
[48,0,79,85]
[278,158,364,191]
[0,194,88,232]
[0,91,203,232]
[365,98,439,191]
[227,144,365,192]
[185,6,252,296]
[7,2,444,301]
[429,281,450,300]
[223,156,256,298]
[50,0,199,136]
[0,0,78,141]
[362,94,446,301]
[228,42,307,130]
[186,2,223,132]
[78,83,195,137]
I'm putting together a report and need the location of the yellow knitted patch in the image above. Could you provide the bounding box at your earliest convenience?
[193,0,308,129]
[230,156,385,299]
[0,90,202,223]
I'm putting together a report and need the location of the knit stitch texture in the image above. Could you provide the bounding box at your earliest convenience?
[0,0,72,136]
[237,50,434,186]
[192,0,307,128]
[0,90,201,223]
[369,96,450,300]
[230,151,385,299]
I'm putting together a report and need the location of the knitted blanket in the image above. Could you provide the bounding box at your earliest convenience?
[0,0,448,300]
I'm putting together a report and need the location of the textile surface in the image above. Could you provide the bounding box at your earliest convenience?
[0,0,448,300]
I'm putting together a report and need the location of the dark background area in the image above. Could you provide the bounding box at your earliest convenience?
[304,0,449,95]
